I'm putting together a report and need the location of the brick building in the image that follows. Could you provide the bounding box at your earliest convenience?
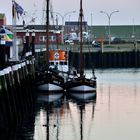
[0,13,6,26]
[65,21,88,34]
[15,25,63,49]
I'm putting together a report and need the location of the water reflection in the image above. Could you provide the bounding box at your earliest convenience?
[2,68,140,140]
[68,97,96,140]
[33,95,96,140]
[34,96,65,140]
[93,69,140,140]
[2,109,36,140]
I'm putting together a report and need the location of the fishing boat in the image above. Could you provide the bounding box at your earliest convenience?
[36,0,64,99]
[49,49,69,80]
[49,49,68,71]
[64,0,96,99]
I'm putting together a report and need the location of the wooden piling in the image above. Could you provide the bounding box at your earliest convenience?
[0,70,14,128]
[69,51,140,68]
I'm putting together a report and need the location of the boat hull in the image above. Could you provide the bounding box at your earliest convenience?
[37,93,63,103]
[37,83,63,92]
[37,83,64,102]
[70,91,96,100]
[65,76,96,99]
[69,85,96,93]
[65,77,96,92]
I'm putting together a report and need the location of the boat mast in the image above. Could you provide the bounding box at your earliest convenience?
[79,0,84,77]
[46,0,49,72]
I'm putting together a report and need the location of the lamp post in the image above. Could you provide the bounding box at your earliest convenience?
[54,10,76,44]
[91,13,93,26]
[100,10,119,45]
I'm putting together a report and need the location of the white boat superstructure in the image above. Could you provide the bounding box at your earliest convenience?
[49,49,69,72]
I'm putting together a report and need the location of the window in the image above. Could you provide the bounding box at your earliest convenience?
[64,62,67,65]
[39,36,45,42]
[52,36,56,41]
[60,62,63,65]
[50,62,54,65]
[39,36,56,41]
[49,36,52,41]
[49,36,56,41]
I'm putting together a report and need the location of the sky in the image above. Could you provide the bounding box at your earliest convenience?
[0,0,140,26]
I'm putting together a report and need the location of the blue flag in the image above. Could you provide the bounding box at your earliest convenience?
[14,1,24,18]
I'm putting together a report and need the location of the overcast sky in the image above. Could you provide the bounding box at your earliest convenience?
[0,0,140,25]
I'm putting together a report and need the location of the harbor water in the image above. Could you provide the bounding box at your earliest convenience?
[2,68,140,140]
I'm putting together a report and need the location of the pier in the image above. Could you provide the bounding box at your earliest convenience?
[0,54,36,132]
[69,50,140,68]
[66,43,140,68]
[35,43,140,69]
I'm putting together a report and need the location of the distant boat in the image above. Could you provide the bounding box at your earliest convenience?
[64,0,97,98]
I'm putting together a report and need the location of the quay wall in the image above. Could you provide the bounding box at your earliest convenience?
[69,50,140,69]
[0,55,36,132]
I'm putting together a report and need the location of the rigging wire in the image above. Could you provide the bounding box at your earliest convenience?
[21,3,37,26]
[41,0,55,25]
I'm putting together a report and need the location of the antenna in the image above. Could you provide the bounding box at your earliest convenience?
[79,0,84,77]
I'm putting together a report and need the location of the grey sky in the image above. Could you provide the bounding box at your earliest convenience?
[0,0,140,25]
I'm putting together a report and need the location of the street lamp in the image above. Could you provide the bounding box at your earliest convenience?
[91,13,93,26]
[53,10,76,44]
[100,10,119,45]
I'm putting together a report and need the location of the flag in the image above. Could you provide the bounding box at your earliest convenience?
[50,2,54,19]
[12,1,24,19]
[12,2,16,18]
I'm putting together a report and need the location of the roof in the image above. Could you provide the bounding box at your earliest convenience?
[0,13,5,19]
[0,28,13,34]
[65,21,87,26]
[15,25,62,30]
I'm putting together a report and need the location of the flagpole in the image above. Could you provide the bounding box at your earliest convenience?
[12,0,18,61]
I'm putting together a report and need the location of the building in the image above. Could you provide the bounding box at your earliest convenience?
[14,25,63,49]
[5,24,140,47]
[0,13,6,26]
[65,21,88,34]
[64,21,140,43]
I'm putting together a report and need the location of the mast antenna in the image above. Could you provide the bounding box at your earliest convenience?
[79,0,84,77]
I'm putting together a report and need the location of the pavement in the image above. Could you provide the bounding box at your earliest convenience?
[35,43,140,53]
[67,43,140,52]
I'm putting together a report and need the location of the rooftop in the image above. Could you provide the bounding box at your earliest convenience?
[0,13,5,19]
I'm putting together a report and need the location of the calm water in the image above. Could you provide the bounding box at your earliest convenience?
[5,69,140,140]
